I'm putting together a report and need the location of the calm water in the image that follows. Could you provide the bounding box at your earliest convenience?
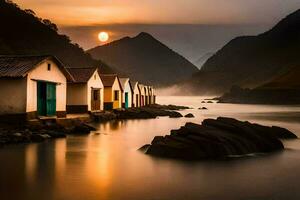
[1,96,300,200]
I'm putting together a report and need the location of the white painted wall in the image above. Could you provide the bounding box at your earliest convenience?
[26,59,67,112]
[0,78,27,114]
[121,79,133,108]
[139,84,145,106]
[87,70,104,111]
[133,82,140,107]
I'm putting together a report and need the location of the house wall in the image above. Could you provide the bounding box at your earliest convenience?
[122,81,133,108]
[112,78,122,109]
[87,71,104,111]
[26,59,67,115]
[66,83,87,113]
[139,85,145,106]
[133,84,140,107]
[0,78,27,114]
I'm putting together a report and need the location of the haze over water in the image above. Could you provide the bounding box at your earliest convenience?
[1,96,300,200]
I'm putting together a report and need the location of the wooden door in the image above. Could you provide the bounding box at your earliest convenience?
[91,89,100,111]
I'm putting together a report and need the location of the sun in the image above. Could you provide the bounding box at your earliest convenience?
[98,32,109,42]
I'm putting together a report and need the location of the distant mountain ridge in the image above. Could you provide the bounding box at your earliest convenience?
[194,52,214,69]
[87,32,199,86]
[182,9,300,94]
[0,0,113,73]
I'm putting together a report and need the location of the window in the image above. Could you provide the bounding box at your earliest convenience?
[114,90,119,101]
[47,63,51,71]
[94,74,97,80]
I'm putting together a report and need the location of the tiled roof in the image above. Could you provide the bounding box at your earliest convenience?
[100,74,118,87]
[67,67,97,83]
[0,55,74,81]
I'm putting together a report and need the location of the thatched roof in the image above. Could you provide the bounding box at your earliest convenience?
[67,67,97,83]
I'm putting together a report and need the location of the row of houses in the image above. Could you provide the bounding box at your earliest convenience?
[0,55,156,121]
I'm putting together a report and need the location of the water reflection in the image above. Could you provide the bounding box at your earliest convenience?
[1,96,300,200]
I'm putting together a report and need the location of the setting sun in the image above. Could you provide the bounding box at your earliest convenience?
[98,32,109,42]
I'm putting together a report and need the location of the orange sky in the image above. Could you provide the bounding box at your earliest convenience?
[13,0,300,26]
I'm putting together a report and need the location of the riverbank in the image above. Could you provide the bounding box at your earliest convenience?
[0,104,190,146]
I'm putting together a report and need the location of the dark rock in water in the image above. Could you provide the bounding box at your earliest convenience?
[142,117,297,160]
[169,111,183,118]
[198,107,208,110]
[184,113,195,118]
[92,111,117,122]
[201,101,206,103]
[138,144,151,153]
[30,134,49,142]
[46,130,66,138]
[146,104,190,110]
[113,106,183,119]
[70,123,93,134]
[207,101,214,103]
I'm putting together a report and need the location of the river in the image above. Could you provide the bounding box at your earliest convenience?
[1,96,300,200]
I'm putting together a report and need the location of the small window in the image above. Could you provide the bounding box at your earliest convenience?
[94,74,97,80]
[47,63,51,71]
[114,90,119,101]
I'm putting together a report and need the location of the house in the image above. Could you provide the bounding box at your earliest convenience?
[148,86,153,104]
[0,55,73,122]
[151,87,156,104]
[66,67,104,113]
[144,85,149,105]
[119,78,133,108]
[132,81,141,107]
[139,84,145,106]
[100,74,123,110]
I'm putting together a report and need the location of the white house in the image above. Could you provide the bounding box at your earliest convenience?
[144,85,149,105]
[0,55,73,122]
[132,81,141,107]
[66,67,104,113]
[139,84,146,106]
[119,78,133,108]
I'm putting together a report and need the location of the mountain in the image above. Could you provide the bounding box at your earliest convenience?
[87,32,199,86]
[0,0,113,73]
[217,66,300,104]
[183,9,300,95]
[193,52,214,69]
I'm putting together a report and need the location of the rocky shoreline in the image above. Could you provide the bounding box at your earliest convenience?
[0,104,189,146]
[92,104,190,122]
[141,117,298,160]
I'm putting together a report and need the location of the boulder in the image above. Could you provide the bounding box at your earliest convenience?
[142,117,297,160]
[184,113,195,118]
[199,107,208,110]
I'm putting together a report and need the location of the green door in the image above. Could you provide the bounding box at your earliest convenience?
[37,81,56,116]
[125,92,129,108]
[37,82,47,116]
[46,83,56,116]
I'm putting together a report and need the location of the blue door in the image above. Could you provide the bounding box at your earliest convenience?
[125,92,129,108]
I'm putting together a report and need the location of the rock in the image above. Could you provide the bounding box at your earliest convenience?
[30,134,48,142]
[169,111,183,118]
[207,101,214,103]
[199,107,208,110]
[201,101,206,103]
[138,144,151,153]
[70,123,91,134]
[142,117,297,160]
[184,113,195,118]
[46,130,66,138]
[146,104,190,110]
